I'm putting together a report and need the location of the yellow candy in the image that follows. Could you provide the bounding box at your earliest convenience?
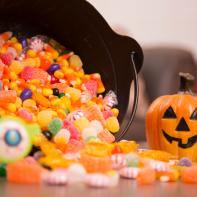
[7,103,17,113]
[65,87,81,102]
[37,110,53,128]
[13,43,22,52]
[0,109,6,116]
[27,49,37,58]
[23,99,36,108]
[29,85,37,92]
[22,58,36,67]
[9,61,24,74]
[40,141,60,156]
[117,141,139,153]
[33,133,47,146]
[105,116,120,133]
[60,96,71,108]
[54,70,64,79]
[51,98,61,106]
[74,117,90,131]
[34,57,41,67]
[39,155,72,169]
[83,141,113,157]
[42,88,53,97]
[111,108,119,117]
[69,54,83,67]
[9,72,18,80]
[15,97,22,108]
[10,37,18,43]
[9,82,18,90]
[29,79,41,86]
[51,50,59,59]
[61,59,69,68]
[57,108,67,119]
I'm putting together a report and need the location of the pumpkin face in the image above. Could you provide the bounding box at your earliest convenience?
[146,94,197,161]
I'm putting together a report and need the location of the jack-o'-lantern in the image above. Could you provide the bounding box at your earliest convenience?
[146,73,197,161]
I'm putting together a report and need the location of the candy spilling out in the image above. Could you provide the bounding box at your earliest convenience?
[0,31,197,187]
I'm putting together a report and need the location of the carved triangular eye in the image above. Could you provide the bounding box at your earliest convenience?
[163,106,177,119]
[190,108,197,120]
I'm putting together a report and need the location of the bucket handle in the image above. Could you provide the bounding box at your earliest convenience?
[116,51,139,141]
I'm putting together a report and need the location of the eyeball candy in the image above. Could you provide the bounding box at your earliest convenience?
[0,117,40,164]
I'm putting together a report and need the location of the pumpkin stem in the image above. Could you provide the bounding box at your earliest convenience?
[179,72,195,94]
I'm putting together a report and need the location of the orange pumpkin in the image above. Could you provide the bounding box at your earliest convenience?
[146,73,197,161]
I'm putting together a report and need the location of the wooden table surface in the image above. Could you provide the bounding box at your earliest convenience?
[1,177,197,197]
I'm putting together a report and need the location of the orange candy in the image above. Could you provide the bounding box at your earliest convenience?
[137,167,156,185]
[7,157,45,184]
[97,129,115,143]
[51,83,68,93]
[32,92,50,108]
[0,90,17,103]
[181,166,197,183]
[84,105,105,126]
[80,152,112,173]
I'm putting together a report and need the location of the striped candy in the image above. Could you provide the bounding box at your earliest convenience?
[119,167,141,179]
[111,154,126,170]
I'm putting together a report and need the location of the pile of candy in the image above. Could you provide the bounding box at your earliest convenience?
[1,31,197,187]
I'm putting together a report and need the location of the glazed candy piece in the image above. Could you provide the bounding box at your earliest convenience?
[7,157,45,184]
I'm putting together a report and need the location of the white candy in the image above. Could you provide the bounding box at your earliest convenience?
[90,120,103,134]
[54,128,71,143]
[41,169,68,185]
[111,154,126,170]
[67,163,86,184]
[148,160,170,172]
[82,127,98,140]
[84,172,119,188]
[119,167,141,179]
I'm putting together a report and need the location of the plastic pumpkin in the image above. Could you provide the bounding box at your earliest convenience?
[146,73,197,161]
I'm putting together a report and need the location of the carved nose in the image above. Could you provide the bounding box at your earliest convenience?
[176,117,190,131]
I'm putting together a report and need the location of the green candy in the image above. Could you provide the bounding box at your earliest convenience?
[126,153,139,167]
[48,118,63,136]
[58,93,65,98]
[0,163,6,177]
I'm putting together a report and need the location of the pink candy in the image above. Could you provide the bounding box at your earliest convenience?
[17,108,33,121]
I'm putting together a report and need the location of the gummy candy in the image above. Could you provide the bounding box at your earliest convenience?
[48,118,63,136]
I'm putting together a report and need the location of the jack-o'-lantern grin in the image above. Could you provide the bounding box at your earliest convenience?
[162,130,197,148]
[162,106,197,149]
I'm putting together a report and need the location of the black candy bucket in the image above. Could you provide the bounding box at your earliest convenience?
[0,0,143,140]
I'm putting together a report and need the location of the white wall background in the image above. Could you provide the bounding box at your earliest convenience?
[87,0,197,61]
